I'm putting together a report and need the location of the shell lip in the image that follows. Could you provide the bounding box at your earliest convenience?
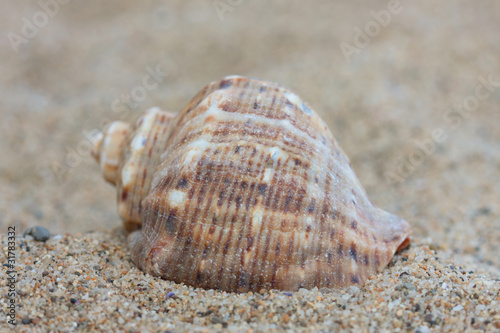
[396,235,411,252]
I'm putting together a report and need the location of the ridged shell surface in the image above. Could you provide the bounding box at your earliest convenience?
[93,75,411,292]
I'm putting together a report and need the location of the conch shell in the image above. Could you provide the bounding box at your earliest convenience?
[92,75,411,292]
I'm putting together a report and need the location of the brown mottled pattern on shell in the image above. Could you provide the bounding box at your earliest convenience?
[116,109,176,231]
[127,76,411,292]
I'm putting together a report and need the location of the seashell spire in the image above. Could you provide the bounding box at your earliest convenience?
[93,75,411,291]
[92,121,131,185]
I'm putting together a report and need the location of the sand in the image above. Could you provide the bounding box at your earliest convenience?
[1,1,499,332]
[2,232,499,332]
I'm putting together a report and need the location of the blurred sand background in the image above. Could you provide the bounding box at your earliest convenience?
[1,0,499,331]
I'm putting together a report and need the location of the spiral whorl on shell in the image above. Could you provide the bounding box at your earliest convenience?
[92,75,411,292]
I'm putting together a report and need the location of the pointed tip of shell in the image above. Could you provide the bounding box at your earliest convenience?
[93,121,131,185]
[91,131,104,163]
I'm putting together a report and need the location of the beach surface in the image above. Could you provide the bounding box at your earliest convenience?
[1,1,499,331]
